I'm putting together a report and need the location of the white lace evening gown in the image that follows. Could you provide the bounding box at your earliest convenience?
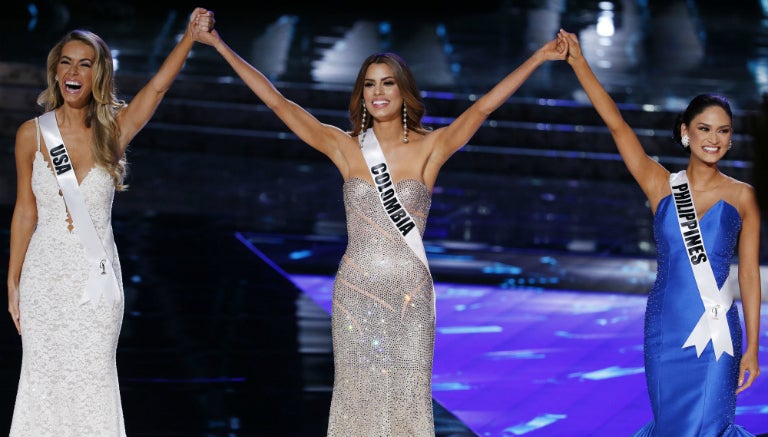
[10,131,126,436]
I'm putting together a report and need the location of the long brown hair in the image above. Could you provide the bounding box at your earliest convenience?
[38,29,128,190]
[348,52,431,138]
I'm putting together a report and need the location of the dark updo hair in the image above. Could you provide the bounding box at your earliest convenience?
[672,94,733,152]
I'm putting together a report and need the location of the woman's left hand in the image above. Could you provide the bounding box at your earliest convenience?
[736,348,760,394]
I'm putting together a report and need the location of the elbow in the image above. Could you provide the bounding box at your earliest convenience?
[13,204,37,227]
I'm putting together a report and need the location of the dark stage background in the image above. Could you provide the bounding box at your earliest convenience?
[1,1,768,436]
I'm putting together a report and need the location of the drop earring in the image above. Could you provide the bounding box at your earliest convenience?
[359,99,367,148]
[402,103,409,143]
[681,134,690,148]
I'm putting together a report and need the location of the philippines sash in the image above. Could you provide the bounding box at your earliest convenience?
[359,128,429,268]
[670,170,733,360]
[38,111,121,305]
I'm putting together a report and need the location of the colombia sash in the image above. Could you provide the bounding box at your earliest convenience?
[38,111,121,305]
[670,170,733,360]
[359,128,429,268]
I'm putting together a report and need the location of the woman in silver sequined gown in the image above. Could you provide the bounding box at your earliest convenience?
[7,10,213,436]
[328,178,435,435]
[197,24,567,436]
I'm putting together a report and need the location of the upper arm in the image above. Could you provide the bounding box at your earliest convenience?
[737,184,761,284]
[14,120,38,212]
[266,98,354,177]
[115,27,199,150]
[427,47,554,166]
[272,99,341,154]
[609,122,670,208]
[424,103,488,174]
[116,82,166,150]
[735,183,762,351]
[8,120,39,287]
[207,36,352,174]
[569,59,669,206]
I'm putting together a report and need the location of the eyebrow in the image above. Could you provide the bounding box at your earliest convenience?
[365,76,395,82]
[695,122,731,130]
[60,55,93,62]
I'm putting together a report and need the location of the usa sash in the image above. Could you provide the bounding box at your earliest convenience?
[669,170,733,360]
[38,111,121,305]
[359,128,429,268]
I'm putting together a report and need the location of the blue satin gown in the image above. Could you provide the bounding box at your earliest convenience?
[632,195,752,437]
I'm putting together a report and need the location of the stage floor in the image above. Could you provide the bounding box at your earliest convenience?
[0,213,766,436]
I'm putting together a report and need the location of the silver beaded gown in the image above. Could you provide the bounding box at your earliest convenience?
[326,177,436,437]
[10,123,126,436]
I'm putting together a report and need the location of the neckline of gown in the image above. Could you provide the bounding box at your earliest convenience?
[35,150,99,188]
[344,176,428,191]
[657,193,738,223]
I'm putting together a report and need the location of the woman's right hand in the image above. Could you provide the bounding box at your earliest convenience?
[192,8,220,48]
[8,284,20,335]
[188,7,215,40]
[558,29,584,66]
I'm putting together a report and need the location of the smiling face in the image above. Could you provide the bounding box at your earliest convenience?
[682,105,732,164]
[362,62,403,123]
[56,40,95,109]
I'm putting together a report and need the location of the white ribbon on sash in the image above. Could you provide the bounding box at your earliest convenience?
[359,128,429,268]
[38,111,121,305]
[669,170,733,360]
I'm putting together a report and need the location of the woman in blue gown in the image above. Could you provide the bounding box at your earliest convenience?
[557,30,762,436]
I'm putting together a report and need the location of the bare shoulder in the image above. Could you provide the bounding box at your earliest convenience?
[722,175,759,217]
[724,175,755,196]
[16,118,36,137]
[15,119,38,154]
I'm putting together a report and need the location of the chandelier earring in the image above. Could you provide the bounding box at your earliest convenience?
[681,134,690,148]
[729,140,733,150]
[402,103,409,143]
[359,100,367,148]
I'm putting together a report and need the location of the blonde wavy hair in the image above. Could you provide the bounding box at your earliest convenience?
[37,29,128,190]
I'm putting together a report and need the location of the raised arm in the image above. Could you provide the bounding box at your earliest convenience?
[194,24,349,162]
[426,37,567,170]
[559,29,668,206]
[116,7,214,151]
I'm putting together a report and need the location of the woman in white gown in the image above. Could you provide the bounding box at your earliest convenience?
[6,8,214,436]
